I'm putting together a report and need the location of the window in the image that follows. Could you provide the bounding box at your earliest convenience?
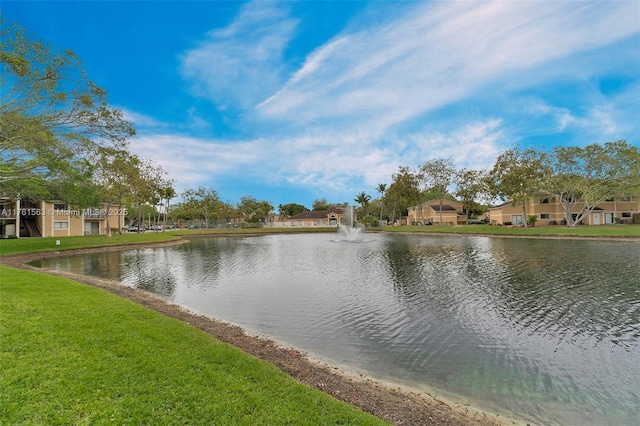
[53,203,68,211]
[540,214,550,219]
[540,198,549,204]
[622,212,631,218]
[53,221,68,229]
[605,197,614,201]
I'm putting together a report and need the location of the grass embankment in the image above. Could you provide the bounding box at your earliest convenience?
[386,224,640,238]
[0,266,386,425]
[0,228,340,257]
[172,227,338,236]
[0,233,180,257]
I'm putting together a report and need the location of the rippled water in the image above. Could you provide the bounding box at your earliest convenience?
[34,234,640,425]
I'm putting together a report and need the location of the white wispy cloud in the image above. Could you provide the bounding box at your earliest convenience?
[258,0,638,132]
[130,116,505,200]
[119,108,169,129]
[150,0,638,203]
[179,1,298,110]
[129,134,265,190]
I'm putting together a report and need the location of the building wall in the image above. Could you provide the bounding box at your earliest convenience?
[488,197,640,225]
[0,199,127,238]
[407,200,464,225]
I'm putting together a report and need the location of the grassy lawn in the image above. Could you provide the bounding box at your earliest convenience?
[0,233,180,256]
[172,227,339,236]
[385,224,640,238]
[0,228,340,257]
[0,266,386,425]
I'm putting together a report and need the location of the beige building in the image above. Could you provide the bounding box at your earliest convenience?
[487,196,640,226]
[280,206,353,227]
[0,198,126,238]
[407,200,466,225]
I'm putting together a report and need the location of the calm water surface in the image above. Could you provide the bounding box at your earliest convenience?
[34,234,640,425]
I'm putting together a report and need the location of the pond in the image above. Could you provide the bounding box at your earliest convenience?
[33,233,640,425]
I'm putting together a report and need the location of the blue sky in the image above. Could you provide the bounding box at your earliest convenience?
[3,1,640,208]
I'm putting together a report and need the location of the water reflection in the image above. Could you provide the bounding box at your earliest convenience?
[33,234,640,426]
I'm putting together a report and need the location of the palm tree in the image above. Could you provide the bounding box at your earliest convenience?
[354,192,371,207]
[161,184,176,232]
[376,183,387,221]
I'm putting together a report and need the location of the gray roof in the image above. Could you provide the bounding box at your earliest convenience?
[289,206,344,220]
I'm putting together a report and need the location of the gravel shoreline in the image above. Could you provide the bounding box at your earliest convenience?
[2,243,517,426]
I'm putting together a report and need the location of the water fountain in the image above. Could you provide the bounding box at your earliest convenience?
[338,205,362,242]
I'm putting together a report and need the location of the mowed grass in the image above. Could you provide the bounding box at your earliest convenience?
[0,266,386,425]
[0,233,180,256]
[0,228,340,257]
[386,224,640,238]
[172,227,339,236]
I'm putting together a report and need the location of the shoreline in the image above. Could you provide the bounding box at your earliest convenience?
[382,229,640,241]
[1,243,520,426]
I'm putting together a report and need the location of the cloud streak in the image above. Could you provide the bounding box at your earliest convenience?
[180,2,298,110]
[258,1,638,131]
[158,0,639,204]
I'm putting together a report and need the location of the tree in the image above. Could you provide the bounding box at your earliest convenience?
[419,158,456,225]
[312,198,330,211]
[354,191,371,217]
[279,203,308,217]
[182,187,221,227]
[487,148,546,227]
[126,159,167,230]
[384,166,421,224]
[217,201,237,226]
[1,19,134,191]
[376,183,387,221]
[455,168,489,221]
[541,141,640,228]
[93,146,140,235]
[160,184,176,232]
[237,196,273,224]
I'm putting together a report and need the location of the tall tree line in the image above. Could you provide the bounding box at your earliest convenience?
[365,141,639,228]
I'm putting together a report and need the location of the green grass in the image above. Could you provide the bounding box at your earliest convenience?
[0,228,340,257]
[0,233,180,256]
[172,227,339,236]
[385,224,640,237]
[0,266,387,425]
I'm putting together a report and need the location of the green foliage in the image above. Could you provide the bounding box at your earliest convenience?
[455,169,489,218]
[0,266,385,425]
[542,140,640,227]
[354,191,371,207]
[181,186,223,226]
[361,215,379,227]
[0,18,134,194]
[278,203,309,217]
[419,158,455,198]
[237,195,273,223]
[487,148,546,227]
[375,183,387,220]
[354,191,372,217]
[240,221,263,228]
[312,198,330,211]
[383,166,421,222]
